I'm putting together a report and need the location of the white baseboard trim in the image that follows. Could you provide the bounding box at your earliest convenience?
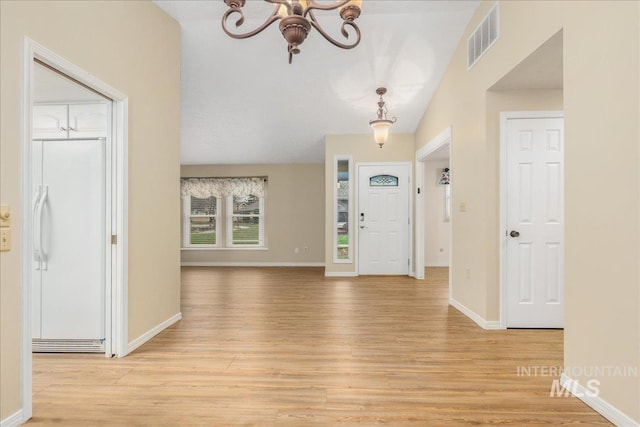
[449,298,503,330]
[426,261,449,267]
[181,262,325,267]
[560,374,639,426]
[128,312,182,354]
[1,410,24,427]
[324,271,358,277]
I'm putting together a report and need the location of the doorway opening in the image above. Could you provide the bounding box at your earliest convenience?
[491,30,565,329]
[21,38,129,420]
[415,127,452,292]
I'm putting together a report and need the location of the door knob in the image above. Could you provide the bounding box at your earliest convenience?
[509,230,520,238]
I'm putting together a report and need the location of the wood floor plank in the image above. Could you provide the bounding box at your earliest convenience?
[28,267,610,425]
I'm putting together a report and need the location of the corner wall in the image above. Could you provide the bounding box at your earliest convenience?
[415,1,639,421]
[0,1,181,420]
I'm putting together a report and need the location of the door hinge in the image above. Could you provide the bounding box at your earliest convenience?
[111,235,117,245]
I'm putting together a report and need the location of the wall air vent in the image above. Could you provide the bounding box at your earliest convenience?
[467,3,499,69]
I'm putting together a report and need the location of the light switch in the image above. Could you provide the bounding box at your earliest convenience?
[459,202,467,212]
[0,228,11,251]
[0,205,9,227]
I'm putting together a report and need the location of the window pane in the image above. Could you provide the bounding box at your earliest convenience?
[190,217,216,244]
[369,174,398,187]
[337,159,350,260]
[233,195,260,215]
[191,196,216,215]
[232,216,259,244]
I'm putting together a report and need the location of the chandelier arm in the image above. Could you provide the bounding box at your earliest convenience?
[304,0,352,14]
[221,6,282,39]
[307,10,361,49]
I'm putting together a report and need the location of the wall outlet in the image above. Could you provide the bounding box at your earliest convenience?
[294,247,299,254]
[459,202,467,212]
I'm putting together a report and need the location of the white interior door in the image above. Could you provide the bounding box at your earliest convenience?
[358,164,410,275]
[506,117,564,328]
[32,139,105,342]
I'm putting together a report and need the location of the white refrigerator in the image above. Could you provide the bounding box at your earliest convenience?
[32,138,106,352]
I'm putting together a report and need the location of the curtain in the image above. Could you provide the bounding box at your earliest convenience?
[181,177,265,198]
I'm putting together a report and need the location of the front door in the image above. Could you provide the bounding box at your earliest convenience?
[358,164,410,275]
[506,116,564,327]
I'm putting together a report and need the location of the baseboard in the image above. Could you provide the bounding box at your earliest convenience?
[127,312,182,354]
[324,271,358,277]
[425,262,449,267]
[181,262,325,267]
[560,374,639,426]
[1,410,24,427]
[449,298,503,330]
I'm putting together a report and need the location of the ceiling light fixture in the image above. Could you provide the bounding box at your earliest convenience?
[222,0,362,64]
[369,87,396,148]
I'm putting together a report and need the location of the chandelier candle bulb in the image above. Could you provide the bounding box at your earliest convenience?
[222,0,362,64]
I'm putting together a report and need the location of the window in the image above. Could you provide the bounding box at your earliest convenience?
[181,177,266,249]
[334,156,352,262]
[184,196,219,247]
[369,174,399,187]
[227,194,264,247]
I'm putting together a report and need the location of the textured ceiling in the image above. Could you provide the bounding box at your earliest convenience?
[154,0,480,164]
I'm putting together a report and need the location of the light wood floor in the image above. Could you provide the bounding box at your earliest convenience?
[29,267,609,426]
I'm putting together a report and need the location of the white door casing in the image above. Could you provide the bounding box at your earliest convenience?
[21,38,129,422]
[358,163,410,275]
[504,114,564,328]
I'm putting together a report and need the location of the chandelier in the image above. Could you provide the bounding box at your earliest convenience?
[369,87,397,148]
[222,0,362,64]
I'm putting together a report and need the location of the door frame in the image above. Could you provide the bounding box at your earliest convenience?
[355,162,413,276]
[415,127,452,285]
[499,110,564,328]
[20,38,129,420]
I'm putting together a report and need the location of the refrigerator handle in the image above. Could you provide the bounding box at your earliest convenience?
[36,185,49,270]
[33,186,42,269]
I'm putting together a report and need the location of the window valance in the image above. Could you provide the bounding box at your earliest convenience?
[181,177,265,198]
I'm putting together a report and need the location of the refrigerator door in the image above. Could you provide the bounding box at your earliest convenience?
[39,139,105,340]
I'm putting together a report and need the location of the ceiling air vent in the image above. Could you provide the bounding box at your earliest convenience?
[467,3,499,69]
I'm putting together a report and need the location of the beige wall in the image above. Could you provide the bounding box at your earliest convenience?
[415,1,639,421]
[181,164,324,264]
[324,133,415,274]
[424,160,450,266]
[0,1,181,420]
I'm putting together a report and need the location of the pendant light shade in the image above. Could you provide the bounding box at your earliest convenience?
[370,120,394,147]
